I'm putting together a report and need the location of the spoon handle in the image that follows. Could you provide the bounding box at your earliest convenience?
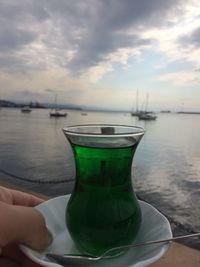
[103,232,200,256]
[46,232,200,265]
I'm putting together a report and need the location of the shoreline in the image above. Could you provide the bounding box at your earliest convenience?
[176,111,200,114]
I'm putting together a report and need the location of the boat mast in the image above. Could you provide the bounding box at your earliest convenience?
[136,89,139,113]
[132,89,139,114]
[54,94,58,110]
[145,93,149,113]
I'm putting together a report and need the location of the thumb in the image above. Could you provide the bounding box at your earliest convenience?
[0,202,52,251]
[20,207,53,251]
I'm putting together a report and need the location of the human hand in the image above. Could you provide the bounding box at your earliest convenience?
[0,186,52,267]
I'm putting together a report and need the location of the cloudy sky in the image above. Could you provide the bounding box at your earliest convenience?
[0,0,200,111]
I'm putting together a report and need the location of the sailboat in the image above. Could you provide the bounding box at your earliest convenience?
[21,106,32,113]
[49,95,67,117]
[138,93,157,120]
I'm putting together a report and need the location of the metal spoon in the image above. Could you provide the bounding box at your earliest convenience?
[46,232,200,266]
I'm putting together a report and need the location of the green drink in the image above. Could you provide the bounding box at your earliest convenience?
[63,125,144,257]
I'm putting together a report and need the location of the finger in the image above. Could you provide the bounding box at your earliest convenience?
[0,186,13,204]
[0,203,52,250]
[0,186,44,206]
[11,189,44,207]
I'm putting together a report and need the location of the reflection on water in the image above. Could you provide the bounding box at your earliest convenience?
[1,108,200,233]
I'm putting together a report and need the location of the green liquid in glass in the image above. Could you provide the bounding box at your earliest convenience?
[66,144,141,257]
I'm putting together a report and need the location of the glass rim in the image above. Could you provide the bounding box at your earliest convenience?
[62,124,145,138]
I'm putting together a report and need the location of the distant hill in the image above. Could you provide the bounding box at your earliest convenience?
[28,101,46,109]
[0,99,45,108]
[0,99,129,112]
[44,102,82,110]
[0,99,83,110]
[0,99,20,107]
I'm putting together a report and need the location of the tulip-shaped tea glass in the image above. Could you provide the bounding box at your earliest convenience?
[63,125,144,257]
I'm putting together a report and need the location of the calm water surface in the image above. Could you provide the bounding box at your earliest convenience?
[0,108,200,233]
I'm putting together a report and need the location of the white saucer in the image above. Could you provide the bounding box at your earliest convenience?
[21,195,172,267]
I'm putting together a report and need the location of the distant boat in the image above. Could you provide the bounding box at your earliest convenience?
[21,106,32,113]
[160,110,171,113]
[138,112,157,120]
[49,95,67,118]
[50,109,67,117]
[138,93,157,121]
[81,112,87,116]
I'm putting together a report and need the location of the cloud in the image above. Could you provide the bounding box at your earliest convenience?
[45,88,55,93]
[1,0,200,111]
[0,27,36,52]
[179,26,200,47]
[68,32,152,73]
[0,0,183,76]
[141,0,200,72]
[158,70,200,86]
[67,0,182,73]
